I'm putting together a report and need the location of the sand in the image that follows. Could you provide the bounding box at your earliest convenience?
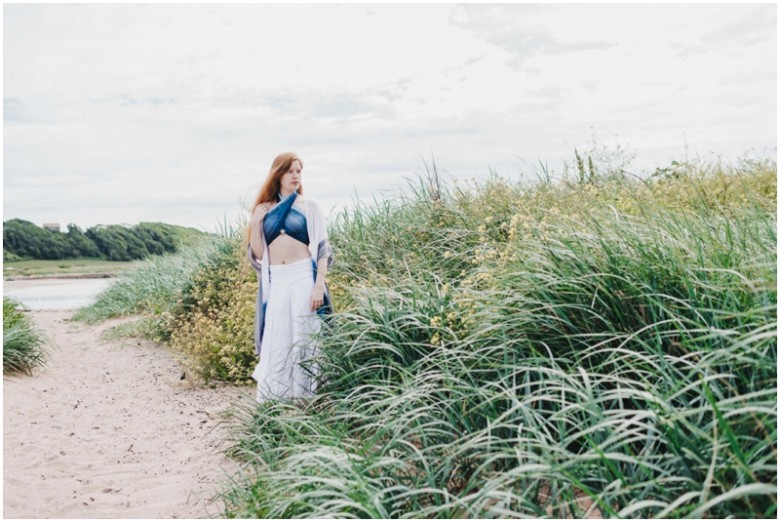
[3,309,256,519]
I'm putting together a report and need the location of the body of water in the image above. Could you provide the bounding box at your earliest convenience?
[3,278,113,310]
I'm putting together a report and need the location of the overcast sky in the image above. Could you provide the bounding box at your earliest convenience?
[3,3,776,233]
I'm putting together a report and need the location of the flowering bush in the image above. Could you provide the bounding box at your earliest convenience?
[165,238,257,384]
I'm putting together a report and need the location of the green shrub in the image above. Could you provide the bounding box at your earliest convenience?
[73,236,221,325]
[3,297,48,375]
[165,234,257,384]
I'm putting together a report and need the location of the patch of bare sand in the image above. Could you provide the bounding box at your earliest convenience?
[3,310,256,519]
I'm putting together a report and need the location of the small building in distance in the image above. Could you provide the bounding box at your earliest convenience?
[42,222,60,232]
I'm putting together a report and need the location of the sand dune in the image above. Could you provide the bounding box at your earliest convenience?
[3,310,255,519]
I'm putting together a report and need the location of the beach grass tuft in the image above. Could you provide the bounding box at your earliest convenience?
[3,297,48,375]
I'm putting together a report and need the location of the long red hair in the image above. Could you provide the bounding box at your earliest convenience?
[242,152,304,258]
[253,152,304,206]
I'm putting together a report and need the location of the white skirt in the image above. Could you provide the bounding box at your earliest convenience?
[251,257,322,403]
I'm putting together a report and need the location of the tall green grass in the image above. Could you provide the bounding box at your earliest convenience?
[218,155,776,518]
[3,297,48,375]
[73,236,227,325]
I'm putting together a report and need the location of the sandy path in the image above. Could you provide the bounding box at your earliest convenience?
[3,310,256,519]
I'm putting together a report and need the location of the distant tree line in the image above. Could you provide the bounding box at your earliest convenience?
[3,219,209,261]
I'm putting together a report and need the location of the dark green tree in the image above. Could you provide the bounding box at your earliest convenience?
[65,223,101,257]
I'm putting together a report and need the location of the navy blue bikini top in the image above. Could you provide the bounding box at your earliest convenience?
[262,191,309,246]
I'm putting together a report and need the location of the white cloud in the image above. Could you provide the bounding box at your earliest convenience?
[3,3,776,232]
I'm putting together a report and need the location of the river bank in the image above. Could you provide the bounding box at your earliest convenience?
[3,256,138,280]
[4,273,117,281]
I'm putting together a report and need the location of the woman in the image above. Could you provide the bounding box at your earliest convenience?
[244,152,335,404]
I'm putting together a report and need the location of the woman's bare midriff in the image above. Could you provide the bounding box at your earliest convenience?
[268,234,310,265]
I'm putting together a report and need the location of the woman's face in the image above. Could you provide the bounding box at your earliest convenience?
[279,160,302,195]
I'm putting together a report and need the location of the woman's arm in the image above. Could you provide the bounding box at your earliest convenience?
[310,256,328,311]
[314,256,328,288]
[250,219,263,261]
[309,199,332,311]
[249,203,271,261]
